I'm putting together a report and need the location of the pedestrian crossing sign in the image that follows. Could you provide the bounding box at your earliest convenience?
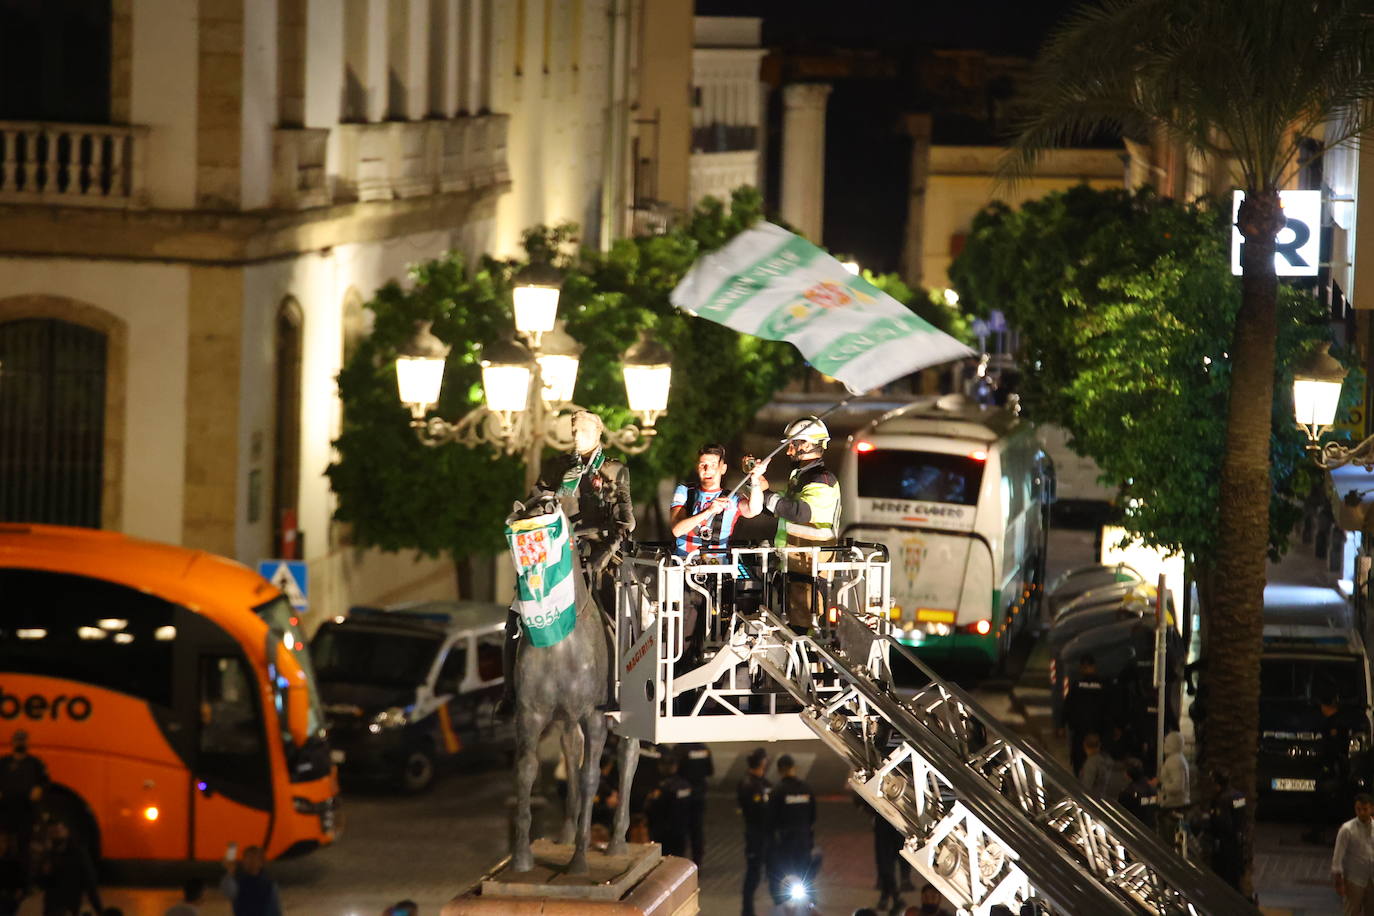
[259,560,308,612]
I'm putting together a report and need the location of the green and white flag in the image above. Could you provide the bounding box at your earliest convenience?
[505,505,577,648]
[670,222,974,393]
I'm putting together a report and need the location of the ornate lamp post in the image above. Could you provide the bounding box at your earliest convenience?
[395,267,671,489]
[1292,343,1364,469]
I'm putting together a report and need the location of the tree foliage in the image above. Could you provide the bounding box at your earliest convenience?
[327,188,806,568]
[948,185,1350,566]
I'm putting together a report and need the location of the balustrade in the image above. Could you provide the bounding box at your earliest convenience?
[336,114,509,203]
[0,122,147,208]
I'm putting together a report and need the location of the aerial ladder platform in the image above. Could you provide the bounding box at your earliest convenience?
[612,543,1256,916]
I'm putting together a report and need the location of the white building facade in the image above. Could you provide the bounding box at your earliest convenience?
[0,0,669,624]
[689,16,765,208]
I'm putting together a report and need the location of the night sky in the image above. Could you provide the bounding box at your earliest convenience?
[694,0,1086,57]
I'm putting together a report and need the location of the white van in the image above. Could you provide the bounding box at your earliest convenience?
[840,395,1052,670]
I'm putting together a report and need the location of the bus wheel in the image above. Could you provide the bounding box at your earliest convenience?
[400,746,436,793]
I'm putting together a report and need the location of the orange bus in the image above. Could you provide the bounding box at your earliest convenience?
[0,524,338,861]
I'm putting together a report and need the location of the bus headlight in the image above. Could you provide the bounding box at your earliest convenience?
[371,707,409,730]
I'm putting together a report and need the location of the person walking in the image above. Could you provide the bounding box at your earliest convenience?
[1059,655,1109,775]
[219,845,282,916]
[0,731,46,873]
[646,752,693,859]
[163,878,205,916]
[676,742,713,868]
[871,812,904,915]
[1206,768,1247,892]
[1118,759,1159,831]
[1077,733,1113,796]
[768,755,817,905]
[738,748,772,916]
[1332,793,1374,915]
[35,822,100,916]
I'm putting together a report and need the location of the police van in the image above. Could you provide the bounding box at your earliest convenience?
[310,601,507,792]
[840,394,1052,671]
[1257,623,1373,804]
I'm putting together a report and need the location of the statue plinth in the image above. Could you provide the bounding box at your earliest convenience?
[443,840,698,915]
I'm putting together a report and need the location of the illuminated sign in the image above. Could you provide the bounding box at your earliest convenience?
[1231,189,1321,277]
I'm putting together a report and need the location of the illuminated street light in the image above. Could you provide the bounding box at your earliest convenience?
[943,288,960,307]
[1292,343,1364,469]
[397,267,671,488]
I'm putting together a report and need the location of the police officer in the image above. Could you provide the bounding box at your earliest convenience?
[500,409,634,713]
[0,730,46,872]
[1305,688,1353,844]
[647,749,693,858]
[1206,767,1247,890]
[749,417,841,633]
[1060,654,1109,775]
[677,742,714,868]
[1118,759,1159,830]
[738,747,772,916]
[769,754,817,905]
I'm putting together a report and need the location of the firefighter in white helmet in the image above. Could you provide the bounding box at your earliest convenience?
[747,416,841,632]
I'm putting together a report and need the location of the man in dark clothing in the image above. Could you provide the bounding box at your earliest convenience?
[1305,690,1353,844]
[36,821,100,916]
[1118,759,1159,830]
[1206,768,1247,891]
[769,754,817,905]
[219,845,282,916]
[1060,655,1110,775]
[0,832,26,916]
[646,753,693,858]
[0,731,46,873]
[738,747,772,916]
[871,813,904,914]
[676,743,713,868]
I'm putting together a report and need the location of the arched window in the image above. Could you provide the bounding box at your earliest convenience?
[0,318,107,527]
[273,300,303,558]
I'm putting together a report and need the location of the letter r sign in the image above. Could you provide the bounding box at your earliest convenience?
[1231,189,1321,277]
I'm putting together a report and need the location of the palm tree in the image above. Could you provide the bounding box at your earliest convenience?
[1005,0,1374,890]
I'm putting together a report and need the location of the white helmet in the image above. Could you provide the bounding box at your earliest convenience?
[781,416,830,448]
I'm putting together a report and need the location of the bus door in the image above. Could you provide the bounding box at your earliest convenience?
[191,653,272,859]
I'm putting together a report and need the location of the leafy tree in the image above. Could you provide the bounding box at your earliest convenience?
[950,186,1343,584]
[1006,0,1374,887]
[327,188,805,594]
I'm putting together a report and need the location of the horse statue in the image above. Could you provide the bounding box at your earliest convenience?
[506,489,640,874]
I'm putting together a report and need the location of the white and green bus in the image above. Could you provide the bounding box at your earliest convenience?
[840,395,1052,671]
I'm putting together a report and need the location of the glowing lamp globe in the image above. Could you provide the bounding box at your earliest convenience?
[621,331,672,426]
[395,322,451,416]
[480,338,535,414]
[511,261,563,340]
[1292,343,1347,437]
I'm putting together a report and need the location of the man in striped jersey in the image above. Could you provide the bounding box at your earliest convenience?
[670,444,763,665]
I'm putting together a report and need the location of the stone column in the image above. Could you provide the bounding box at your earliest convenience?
[900,112,932,287]
[781,83,832,243]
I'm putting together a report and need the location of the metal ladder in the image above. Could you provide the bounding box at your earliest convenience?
[743,605,1256,916]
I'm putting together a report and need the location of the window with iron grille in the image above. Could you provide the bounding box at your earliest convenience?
[0,318,106,527]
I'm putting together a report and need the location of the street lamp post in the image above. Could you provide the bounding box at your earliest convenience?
[1291,343,1365,469]
[394,267,672,490]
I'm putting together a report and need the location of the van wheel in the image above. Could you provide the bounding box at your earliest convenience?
[400,746,436,793]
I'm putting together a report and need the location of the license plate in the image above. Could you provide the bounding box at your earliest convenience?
[1271,777,1316,792]
[916,608,955,623]
[330,749,347,764]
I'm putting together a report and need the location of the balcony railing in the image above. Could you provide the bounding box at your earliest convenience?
[335,114,509,203]
[691,123,757,154]
[0,121,148,208]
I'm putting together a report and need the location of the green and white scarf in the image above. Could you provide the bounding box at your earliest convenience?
[505,503,578,647]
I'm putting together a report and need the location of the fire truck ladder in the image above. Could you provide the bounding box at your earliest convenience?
[746,607,1256,915]
[613,544,1255,915]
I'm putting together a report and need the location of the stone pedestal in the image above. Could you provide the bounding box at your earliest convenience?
[443,840,698,915]
[780,82,832,244]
